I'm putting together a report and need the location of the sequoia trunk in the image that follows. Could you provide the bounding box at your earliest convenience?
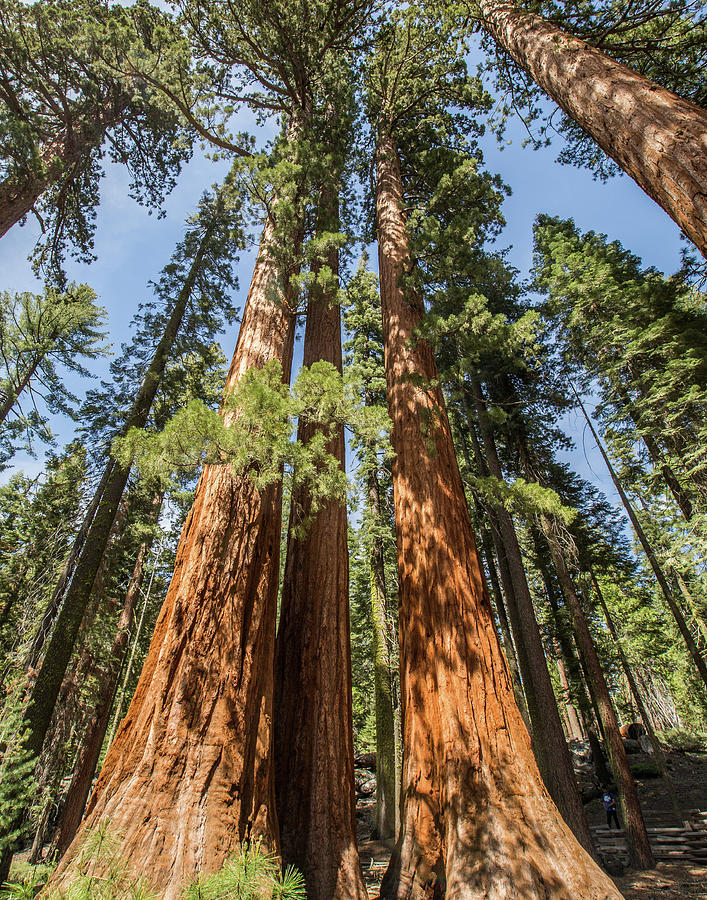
[273,193,366,900]
[19,221,216,777]
[375,131,620,899]
[24,461,114,672]
[477,0,707,257]
[48,215,296,899]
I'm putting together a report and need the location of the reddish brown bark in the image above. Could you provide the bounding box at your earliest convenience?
[0,107,118,240]
[477,0,707,258]
[273,200,366,900]
[375,132,620,899]
[478,524,529,730]
[452,412,529,730]
[541,521,654,870]
[48,216,296,899]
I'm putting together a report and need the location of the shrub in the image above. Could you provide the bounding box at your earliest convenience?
[181,842,306,900]
[659,728,707,753]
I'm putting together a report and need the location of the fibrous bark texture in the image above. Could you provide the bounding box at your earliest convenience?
[48,217,295,899]
[273,200,367,900]
[23,223,214,768]
[375,133,621,899]
[555,651,585,741]
[478,0,707,258]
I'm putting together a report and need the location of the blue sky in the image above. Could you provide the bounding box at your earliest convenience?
[0,83,686,513]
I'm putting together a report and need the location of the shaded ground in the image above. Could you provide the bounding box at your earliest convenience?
[356,749,707,899]
[358,843,707,899]
[612,862,707,899]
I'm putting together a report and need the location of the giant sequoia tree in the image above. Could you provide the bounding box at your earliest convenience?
[367,14,620,898]
[0,0,192,273]
[459,0,707,256]
[0,177,245,884]
[49,178,298,900]
[49,0,374,894]
[273,65,367,900]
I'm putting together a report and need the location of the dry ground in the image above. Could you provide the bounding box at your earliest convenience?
[612,862,707,899]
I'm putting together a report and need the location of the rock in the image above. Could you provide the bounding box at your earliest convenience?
[623,738,642,754]
[354,751,377,771]
[638,734,653,754]
[568,739,592,765]
[358,778,377,797]
[355,770,371,791]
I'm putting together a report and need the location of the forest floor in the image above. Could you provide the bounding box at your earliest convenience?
[356,748,707,899]
[611,862,707,899]
[357,844,707,899]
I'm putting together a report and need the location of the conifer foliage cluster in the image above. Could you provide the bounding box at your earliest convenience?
[0,0,705,897]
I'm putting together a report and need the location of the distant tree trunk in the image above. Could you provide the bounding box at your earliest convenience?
[452,411,530,730]
[572,385,707,692]
[613,376,696,521]
[589,571,687,825]
[52,491,164,859]
[367,453,399,841]
[540,518,654,869]
[105,539,162,749]
[28,794,53,864]
[375,130,619,899]
[47,214,297,899]
[469,380,593,853]
[641,432,693,521]
[0,108,118,241]
[24,461,114,672]
[673,570,707,649]
[273,191,366,900]
[555,650,586,741]
[451,410,530,729]
[479,525,529,727]
[476,0,707,257]
[541,564,612,782]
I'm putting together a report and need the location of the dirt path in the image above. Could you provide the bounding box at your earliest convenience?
[358,845,707,898]
[612,862,707,899]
